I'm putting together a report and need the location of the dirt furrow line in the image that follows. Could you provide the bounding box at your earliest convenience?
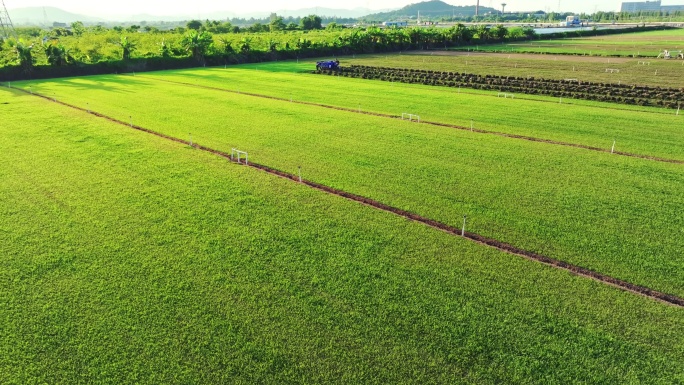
[138,76,684,165]
[14,86,684,308]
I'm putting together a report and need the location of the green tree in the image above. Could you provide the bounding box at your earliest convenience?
[182,30,213,64]
[475,24,491,41]
[15,41,34,73]
[300,15,322,30]
[186,20,203,31]
[71,21,86,36]
[270,16,286,32]
[119,36,136,60]
[218,37,235,57]
[44,42,73,66]
[491,24,508,40]
[240,37,252,54]
[159,39,171,57]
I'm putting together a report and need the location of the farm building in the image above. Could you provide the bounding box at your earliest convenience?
[621,0,684,12]
[383,21,408,28]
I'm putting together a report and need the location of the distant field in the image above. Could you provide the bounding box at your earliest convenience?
[14,64,684,299]
[461,28,684,57]
[345,51,684,88]
[3,86,684,383]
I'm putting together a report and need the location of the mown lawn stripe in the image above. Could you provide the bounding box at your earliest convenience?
[130,75,684,165]
[17,85,684,308]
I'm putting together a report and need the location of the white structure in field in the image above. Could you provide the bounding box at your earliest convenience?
[231,148,249,165]
[401,113,420,122]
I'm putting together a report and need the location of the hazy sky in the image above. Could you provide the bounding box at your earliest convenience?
[5,0,630,16]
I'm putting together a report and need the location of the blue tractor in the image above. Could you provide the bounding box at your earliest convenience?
[316,60,340,71]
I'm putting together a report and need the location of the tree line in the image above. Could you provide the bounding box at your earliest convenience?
[0,22,670,81]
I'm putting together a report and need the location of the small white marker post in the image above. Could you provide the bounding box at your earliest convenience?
[559,97,562,104]
[358,104,361,113]
[677,105,680,116]
[87,102,89,113]
[298,166,302,183]
[189,133,193,146]
[130,116,133,127]
[29,86,32,94]
[470,119,473,131]
[611,140,616,154]
[461,215,466,236]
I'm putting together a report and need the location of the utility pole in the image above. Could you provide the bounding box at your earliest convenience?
[0,0,17,39]
[476,0,480,17]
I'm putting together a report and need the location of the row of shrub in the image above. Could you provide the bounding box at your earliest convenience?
[0,48,333,81]
[316,65,683,109]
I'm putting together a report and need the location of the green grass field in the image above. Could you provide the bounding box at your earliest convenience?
[467,28,684,57]
[135,63,684,162]
[12,63,684,300]
[5,29,684,382]
[3,85,684,383]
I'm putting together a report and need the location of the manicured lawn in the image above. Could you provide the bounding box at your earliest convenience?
[3,88,683,383]
[13,71,684,298]
[140,62,684,162]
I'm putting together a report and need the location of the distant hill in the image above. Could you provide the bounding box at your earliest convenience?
[361,0,496,22]
[110,7,376,23]
[267,7,376,19]
[8,6,380,25]
[8,6,105,25]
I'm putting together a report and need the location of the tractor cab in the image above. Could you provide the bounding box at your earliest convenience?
[316,60,340,70]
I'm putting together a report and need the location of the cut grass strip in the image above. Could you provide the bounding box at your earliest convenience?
[134,63,684,162]
[140,74,684,165]
[12,76,684,299]
[17,84,684,306]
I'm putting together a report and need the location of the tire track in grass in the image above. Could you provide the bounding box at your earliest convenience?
[13,86,684,308]
[136,75,684,165]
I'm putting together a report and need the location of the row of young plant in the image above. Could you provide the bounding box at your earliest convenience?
[319,65,683,109]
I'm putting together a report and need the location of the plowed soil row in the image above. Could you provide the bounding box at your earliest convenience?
[15,86,684,308]
[327,65,684,109]
[139,76,684,165]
